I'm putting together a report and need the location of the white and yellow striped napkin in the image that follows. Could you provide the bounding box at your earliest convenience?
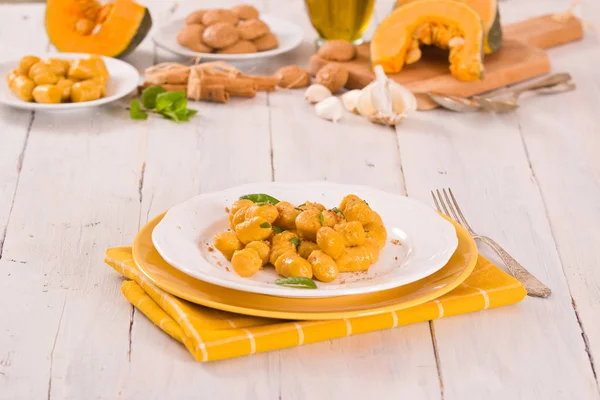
[105,247,526,362]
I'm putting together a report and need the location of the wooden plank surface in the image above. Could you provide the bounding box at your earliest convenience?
[0,0,599,399]
[308,14,583,110]
[118,1,279,398]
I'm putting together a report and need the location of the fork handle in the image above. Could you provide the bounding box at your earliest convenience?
[479,236,552,298]
[511,73,572,97]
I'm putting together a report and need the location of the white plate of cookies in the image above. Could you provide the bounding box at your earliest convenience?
[153,5,304,61]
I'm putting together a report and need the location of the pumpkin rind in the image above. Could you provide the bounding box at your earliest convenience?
[372,0,485,81]
[484,6,502,53]
[45,0,152,58]
[395,0,502,53]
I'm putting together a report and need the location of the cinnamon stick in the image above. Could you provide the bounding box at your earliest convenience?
[199,76,257,98]
[142,82,187,92]
[241,75,278,92]
[199,84,230,103]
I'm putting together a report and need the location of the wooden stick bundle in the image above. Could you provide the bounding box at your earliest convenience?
[141,62,281,103]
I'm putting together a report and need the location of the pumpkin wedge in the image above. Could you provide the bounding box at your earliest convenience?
[394,0,502,53]
[45,0,152,58]
[371,0,485,81]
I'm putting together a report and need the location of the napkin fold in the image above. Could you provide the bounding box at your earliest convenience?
[105,247,526,362]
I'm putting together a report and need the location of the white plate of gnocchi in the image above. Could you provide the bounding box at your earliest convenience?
[0,53,140,111]
[152,14,304,61]
[151,182,459,298]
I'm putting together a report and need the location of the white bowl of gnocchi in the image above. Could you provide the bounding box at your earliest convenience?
[151,182,458,298]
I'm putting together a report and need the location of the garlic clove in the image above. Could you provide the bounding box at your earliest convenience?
[389,80,417,115]
[341,90,361,114]
[371,65,393,114]
[357,87,377,118]
[356,65,417,125]
[304,84,332,104]
[315,96,343,123]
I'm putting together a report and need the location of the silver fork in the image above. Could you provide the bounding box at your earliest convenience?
[431,188,551,298]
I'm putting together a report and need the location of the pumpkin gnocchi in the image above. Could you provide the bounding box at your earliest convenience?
[212,193,388,285]
[6,54,109,103]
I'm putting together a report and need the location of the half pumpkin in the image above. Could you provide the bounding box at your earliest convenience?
[45,0,152,58]
[371,0,485,81]
[394,0,502,53]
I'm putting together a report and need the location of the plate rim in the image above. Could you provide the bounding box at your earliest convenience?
[132,212,478,320]
[152,14,304,61]
[0,52,140,111]
[151,181,459,298]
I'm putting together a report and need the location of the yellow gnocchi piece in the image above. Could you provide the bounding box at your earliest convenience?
[316,227,346,260]
[336,246,373,272]
[6,69,20,85]
[364,222,388,250]
[297,240,319,259]
[70,80,103,102]
[270,231,299,265]
[213,231,243,260]
[339,194,362,211]
[18,55,41,76]
[56,78,74,102]
[231,248,262,277]
[363,238,381,263]
[321,209,344,227]
[32,84,62,104]
[231,199,254,216]
[231,205,251,229]
[334,221,365,246]
[308,250,338,283]
[9,75,35,102]
[275,252,313,279]
[68,56,108,81]
[41,58,69,77]
[28,62,59,85]
[344,200,375,225]
[245,240,270,266]
[275,201,301,230]
[295,209,322,241]
[235,216,272,244]
[245,203,279,224]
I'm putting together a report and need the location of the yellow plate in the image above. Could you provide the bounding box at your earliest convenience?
[132,213,478,320]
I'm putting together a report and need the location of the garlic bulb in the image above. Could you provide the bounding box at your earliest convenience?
[341,90,361,114]
[357,65,417,125]
[315,96,343,123]
[305,84,332,104]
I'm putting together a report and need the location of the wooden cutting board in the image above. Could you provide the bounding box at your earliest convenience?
[308,14,584,110]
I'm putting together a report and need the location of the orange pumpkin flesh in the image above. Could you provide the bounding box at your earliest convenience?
[45,0,152,58]
[371,0,485,81]
[395,0,502,53]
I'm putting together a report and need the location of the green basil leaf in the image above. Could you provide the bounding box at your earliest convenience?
[159,109,178,121]
[272,226,283,234]
[289,237,300,248]
[260,222,271,228]
[140,85,166,109]
[239,193,280,205]
[155,91,186,112]
[129,99,148,120]
[318,211,324,226]
[332,207,345,218]
[172,97,187,112]
[275,277,317,289]
[183,108,198,118]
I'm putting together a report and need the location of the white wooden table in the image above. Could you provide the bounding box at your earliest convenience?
[1,0,599,398]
